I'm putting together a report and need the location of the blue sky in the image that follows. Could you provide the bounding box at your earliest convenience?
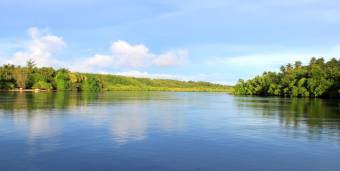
[1,0,340,84]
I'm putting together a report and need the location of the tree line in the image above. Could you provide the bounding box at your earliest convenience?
[0,60,102,91]
[0,60,232,92]
[234,57,340,98]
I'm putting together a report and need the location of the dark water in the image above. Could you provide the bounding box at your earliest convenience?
[0,92,340,171]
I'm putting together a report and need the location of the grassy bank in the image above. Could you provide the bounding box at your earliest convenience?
[89,73,233,92]
[0,61,233,92]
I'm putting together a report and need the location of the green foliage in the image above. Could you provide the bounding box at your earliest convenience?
[54,69,71,90]
[32,81,53,90]
[235,57,340,98]
[0,64,16,89]
[69,72,85,90]
[93,74,232,92]
[0,61,232,92]
[12,66,28,88]
[80,77,102,91]
[25,59,36,88]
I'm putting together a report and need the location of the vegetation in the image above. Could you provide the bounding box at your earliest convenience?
[234,57,340,98]
[0,60,232,92]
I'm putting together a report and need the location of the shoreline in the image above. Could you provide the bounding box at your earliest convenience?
[1,88,233,93]
[3,89,52,92]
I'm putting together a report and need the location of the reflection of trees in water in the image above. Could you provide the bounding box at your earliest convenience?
[0,91,169,113]
[0,92,91,112]
[235,97,340,141]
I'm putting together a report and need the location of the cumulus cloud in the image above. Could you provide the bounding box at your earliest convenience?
[74,40,187,72]
[6,27,66,67]
[1,28,187,73]
[152,49,187,67]
[111,40,151,67]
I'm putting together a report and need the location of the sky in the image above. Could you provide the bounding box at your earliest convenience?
[1,0,340,85]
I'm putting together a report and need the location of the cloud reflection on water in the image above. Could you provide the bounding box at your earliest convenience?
[0,92,188,147]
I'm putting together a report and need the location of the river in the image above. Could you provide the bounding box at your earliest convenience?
[0,92,339,171]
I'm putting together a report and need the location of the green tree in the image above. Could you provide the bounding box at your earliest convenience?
[69,72,85,91]
[80,76,102,91]
[0,64,16,89]
[234,57,340,98]
[12,66,28,89]
[32,81,53,90]
[54,69,71,90]
[25,59,36,88]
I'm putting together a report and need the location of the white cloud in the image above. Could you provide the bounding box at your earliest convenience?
[111,40,151,67]
[1,28,187,73]
[6,27,66,67]
[83,54,113,68]
[74,40,187,72]
[152,49,187,67]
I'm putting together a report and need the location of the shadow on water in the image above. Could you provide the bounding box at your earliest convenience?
[234,96,340,142]
[0,91,169,112]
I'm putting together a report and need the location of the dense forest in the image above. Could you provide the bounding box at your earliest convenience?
[0,60,232,92]
[234,57,340,98]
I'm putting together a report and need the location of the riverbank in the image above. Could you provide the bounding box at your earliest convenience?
[2,87,234,93]
[0,63,233,93]
[4,88,50,92]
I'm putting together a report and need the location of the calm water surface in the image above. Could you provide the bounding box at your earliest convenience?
[0,92,340,171]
